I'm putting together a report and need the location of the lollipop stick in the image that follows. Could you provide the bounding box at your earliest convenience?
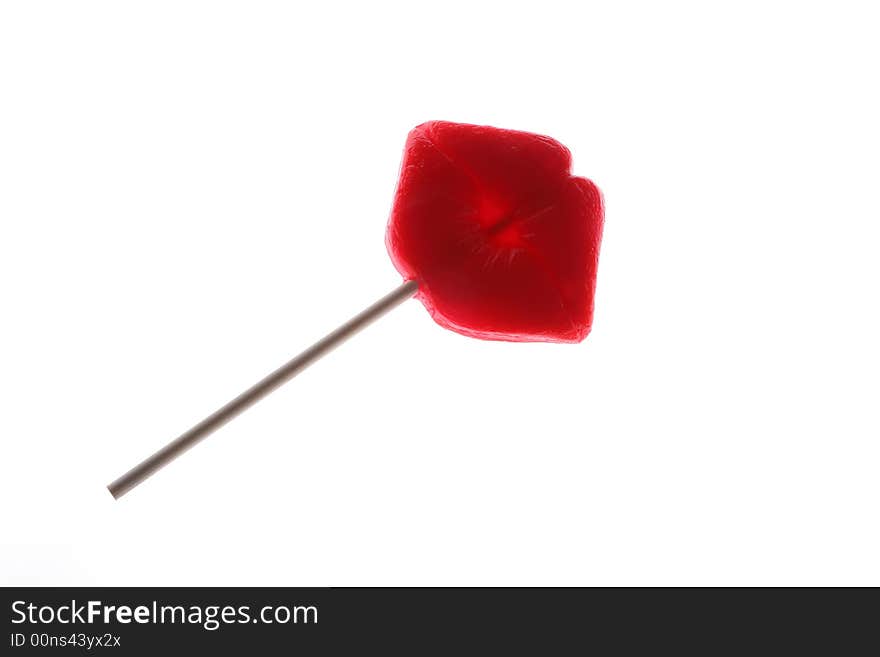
[107,279,419,499]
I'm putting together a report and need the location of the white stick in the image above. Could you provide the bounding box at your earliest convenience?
[107,279,419,499]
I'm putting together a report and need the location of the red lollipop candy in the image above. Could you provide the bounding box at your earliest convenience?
[388,121,603,342]
[108,121,604,499]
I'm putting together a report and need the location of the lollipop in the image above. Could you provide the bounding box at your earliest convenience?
[108,121,604,498]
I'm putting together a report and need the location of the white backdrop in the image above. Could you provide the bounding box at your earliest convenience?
[1,1,878,586]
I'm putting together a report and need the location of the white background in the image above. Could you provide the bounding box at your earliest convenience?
[1,1,878,586]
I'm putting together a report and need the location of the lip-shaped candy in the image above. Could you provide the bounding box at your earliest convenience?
[108,121,606,499]
[386,121,604,343]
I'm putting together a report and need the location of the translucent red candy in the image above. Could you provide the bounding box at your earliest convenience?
[386,121,604,343]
